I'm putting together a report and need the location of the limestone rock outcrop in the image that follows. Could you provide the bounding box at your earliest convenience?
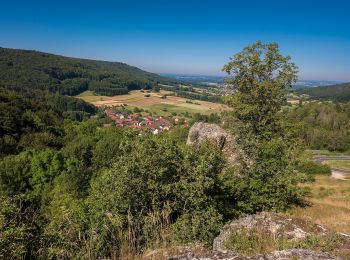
[187,122,242,166]
[167,212,350,260]
[213,212,328,252]
[168,249,340,259]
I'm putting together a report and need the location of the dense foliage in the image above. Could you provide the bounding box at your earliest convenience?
[0,117,251,258]
[0,87,96,157]
[0,71,246,257]
[299,82,350,101]
[223,41,305,211]
[0,47,180,96]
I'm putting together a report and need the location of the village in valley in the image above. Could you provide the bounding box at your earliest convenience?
[104,108,189,134]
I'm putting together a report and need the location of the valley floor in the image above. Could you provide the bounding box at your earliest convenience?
[77,90,230,116]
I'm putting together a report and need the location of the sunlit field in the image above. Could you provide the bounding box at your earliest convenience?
[287,175,350,234]
[78,90,230,115]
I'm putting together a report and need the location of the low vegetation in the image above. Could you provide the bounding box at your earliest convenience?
[324,160,350,171]
[224,227,348,257]
[297,160,331,175]
[288,175,350,234]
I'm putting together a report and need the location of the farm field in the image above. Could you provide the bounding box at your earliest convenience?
[77,90,230,115]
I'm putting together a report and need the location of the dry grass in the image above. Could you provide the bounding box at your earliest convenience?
[115,204,178,260]
[223,227,348,257]
[141,245,209,260]
[325,160,350,171]
[287,175,350,234]
[287,98,300,104]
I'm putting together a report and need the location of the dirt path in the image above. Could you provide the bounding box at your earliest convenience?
[331,169,349,180]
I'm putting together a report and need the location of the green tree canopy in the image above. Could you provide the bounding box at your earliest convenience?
[224,41,298,136]
[223,41,304,211]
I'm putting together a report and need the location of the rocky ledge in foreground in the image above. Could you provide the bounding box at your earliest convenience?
[168,212,350,260]
[168,249,340,260]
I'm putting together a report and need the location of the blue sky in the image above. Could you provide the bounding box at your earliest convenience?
[0,0,349,81]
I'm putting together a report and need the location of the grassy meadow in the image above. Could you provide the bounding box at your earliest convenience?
[287,175,350,234]
[324,160,350,171]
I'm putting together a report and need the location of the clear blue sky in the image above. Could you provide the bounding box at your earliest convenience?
[1,0,349,81]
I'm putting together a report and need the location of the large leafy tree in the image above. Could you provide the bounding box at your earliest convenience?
[223,42,304,211]
[223,41,298,136]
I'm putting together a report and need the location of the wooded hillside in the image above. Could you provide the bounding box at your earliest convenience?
[0,47,179,96]
[298,82,350,101]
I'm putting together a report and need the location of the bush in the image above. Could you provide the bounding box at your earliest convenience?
[297,161,331,175]
[133,107,141,113]
[87,137,227,255]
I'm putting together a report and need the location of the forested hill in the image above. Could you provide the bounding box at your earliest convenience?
[0,47,179,96]
[298,82,350,101]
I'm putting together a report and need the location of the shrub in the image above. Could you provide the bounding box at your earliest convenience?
[297,161,331,175]
[87,137,228,256]
[133,107,141,113]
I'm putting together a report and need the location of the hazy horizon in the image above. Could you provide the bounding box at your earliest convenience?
[1,0,349,81]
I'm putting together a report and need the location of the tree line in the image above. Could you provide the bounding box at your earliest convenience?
[160,84,223,103]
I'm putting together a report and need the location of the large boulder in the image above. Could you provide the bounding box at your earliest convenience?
[187,122,243,166]
[213,212,329,252]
